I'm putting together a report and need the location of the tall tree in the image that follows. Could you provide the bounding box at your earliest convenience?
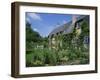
[26,22,42,50]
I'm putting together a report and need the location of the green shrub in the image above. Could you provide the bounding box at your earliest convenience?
[26,51,34,67]
[43,49,57,66]
[33,48,45,64]
[49,50,57,65]
[26,46,89,67]
[31,60,44,66]
[80,58,89,64]
[26,61,33,67]
[26,48,58,66]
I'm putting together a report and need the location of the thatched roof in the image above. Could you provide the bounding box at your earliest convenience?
[49,21,73,37]
[48,15,89,37]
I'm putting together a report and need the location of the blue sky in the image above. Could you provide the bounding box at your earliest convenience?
[26,12,73,37]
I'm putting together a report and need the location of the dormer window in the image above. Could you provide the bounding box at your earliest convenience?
[83,36,89,44]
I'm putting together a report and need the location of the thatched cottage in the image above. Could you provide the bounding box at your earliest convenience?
[48,15,89,50]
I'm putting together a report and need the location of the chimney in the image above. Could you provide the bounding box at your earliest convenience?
[72,15,77,24]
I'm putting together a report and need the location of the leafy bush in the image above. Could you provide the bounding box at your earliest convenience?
[43,49,57,66]
[32,48,45,65]
[26,46,89,66]
[26,48,58,66]
[31,60,44,66]
[26,51,34,67]
[80,58,89,64]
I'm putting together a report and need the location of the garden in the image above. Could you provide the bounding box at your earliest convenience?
[26,20,89,67]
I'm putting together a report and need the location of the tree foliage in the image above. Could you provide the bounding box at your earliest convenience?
[26,22,42,50]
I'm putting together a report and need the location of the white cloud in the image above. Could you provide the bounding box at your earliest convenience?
[33,28,38,32]
[27,13,42,21]
[26,17,31,23]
